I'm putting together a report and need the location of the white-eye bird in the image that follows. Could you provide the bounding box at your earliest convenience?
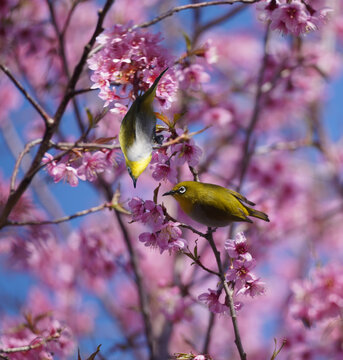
[163,181,270,227]
[119,68,168,187]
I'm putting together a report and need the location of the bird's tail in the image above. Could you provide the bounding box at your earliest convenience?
[141,68,168,105]
[247,207,270,222]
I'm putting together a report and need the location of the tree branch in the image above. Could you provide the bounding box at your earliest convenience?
[0,331,61,355]
[135,0,261,29]
[46,0,85,134]
[5,202,111,227]
[0,0,115,229]
[115,210,157,360]
[237,24,270,191]
[0,64,52,126]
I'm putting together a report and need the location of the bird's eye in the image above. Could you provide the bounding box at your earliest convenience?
[178,186,186,194]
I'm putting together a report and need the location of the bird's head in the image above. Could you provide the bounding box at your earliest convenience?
[126,156,152,188]
[162,182,197,213]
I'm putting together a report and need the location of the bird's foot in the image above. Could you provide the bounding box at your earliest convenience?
[154,134,164,145]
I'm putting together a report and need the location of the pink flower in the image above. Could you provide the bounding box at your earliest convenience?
[198,288,226,314]
[256,0,280,23]
[203,107,233,127]
[77,151,108,182]
[128,197,146,221]
[226,258,256,289]
[236,276,266,297]
[171,138,203,167]
[178,64,210,90]
[194,356,206,360]
[87,24,177,110]
[150,150,178,184]
[158,286,193,322]
[140,200,164,231]
[157,222,186,254]
[139,232,159,248]
[43,153,79,187]
[270,1,316,36]
[224,232,252,261]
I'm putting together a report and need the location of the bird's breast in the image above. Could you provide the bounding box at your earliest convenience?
[126,137,153,162]
[189,202,233,227]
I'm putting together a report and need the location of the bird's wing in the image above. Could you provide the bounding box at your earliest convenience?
[198,188,251,222]
[120,101,137,151]
[135,68,169,140]
[226,188,255,206]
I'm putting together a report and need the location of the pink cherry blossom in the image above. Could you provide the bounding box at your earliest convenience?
[171,138,203,167]
[224,232,252,261]
[42,154,79,187]
[77,151,108,182]
[270,1,317,36]
[128,197,146,221]
[87,23,177,110]
[178,64,210,91]
[150,150,178,183]
[157,221,186,254]
[198,288,226,314]
[140,200,164,231]
[236,276,266,297]
[226,258,256,289]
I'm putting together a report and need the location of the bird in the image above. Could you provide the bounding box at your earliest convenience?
[163,181,269,227]
[119,68,168,187]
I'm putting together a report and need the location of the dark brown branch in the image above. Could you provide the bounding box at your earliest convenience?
[0,0,115,229]
[193,3,247,43]
[5,202,111,227]
[135,0,260,29]
[46,0,85,134]
[0,64,52,126]
[202,312,215,354]
[115,211,156,360]
[237,24,270,191]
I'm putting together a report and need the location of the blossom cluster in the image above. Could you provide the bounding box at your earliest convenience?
[157,285,193,323]
[129,197,186,254]
[257,0,332,36]
[199,233,265,314]
[42,150,116,186]
[290,263,343,328]
[150,129,203,183]
[0,311,74,360]
[88,23,178,110]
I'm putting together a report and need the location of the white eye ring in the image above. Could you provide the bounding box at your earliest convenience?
[178,186,186,194]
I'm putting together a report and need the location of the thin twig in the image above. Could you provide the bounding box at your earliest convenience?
[5,202,111,227]
[115,210,157,360]
[163,208,207,237]
[71,87,97,96]
[202,312,215,354]
[254,138,316,156]
[0,331,61,354]
[0,64,52,126]
[88,0,261,57]
[237,24,270,191]
[10,139,43,193]
[135,0,260,29]
[0,0,115,229]
[46,0,85,134]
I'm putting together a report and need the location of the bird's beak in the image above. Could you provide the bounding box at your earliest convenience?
[162,190,175,196]
[129,173,137,188]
